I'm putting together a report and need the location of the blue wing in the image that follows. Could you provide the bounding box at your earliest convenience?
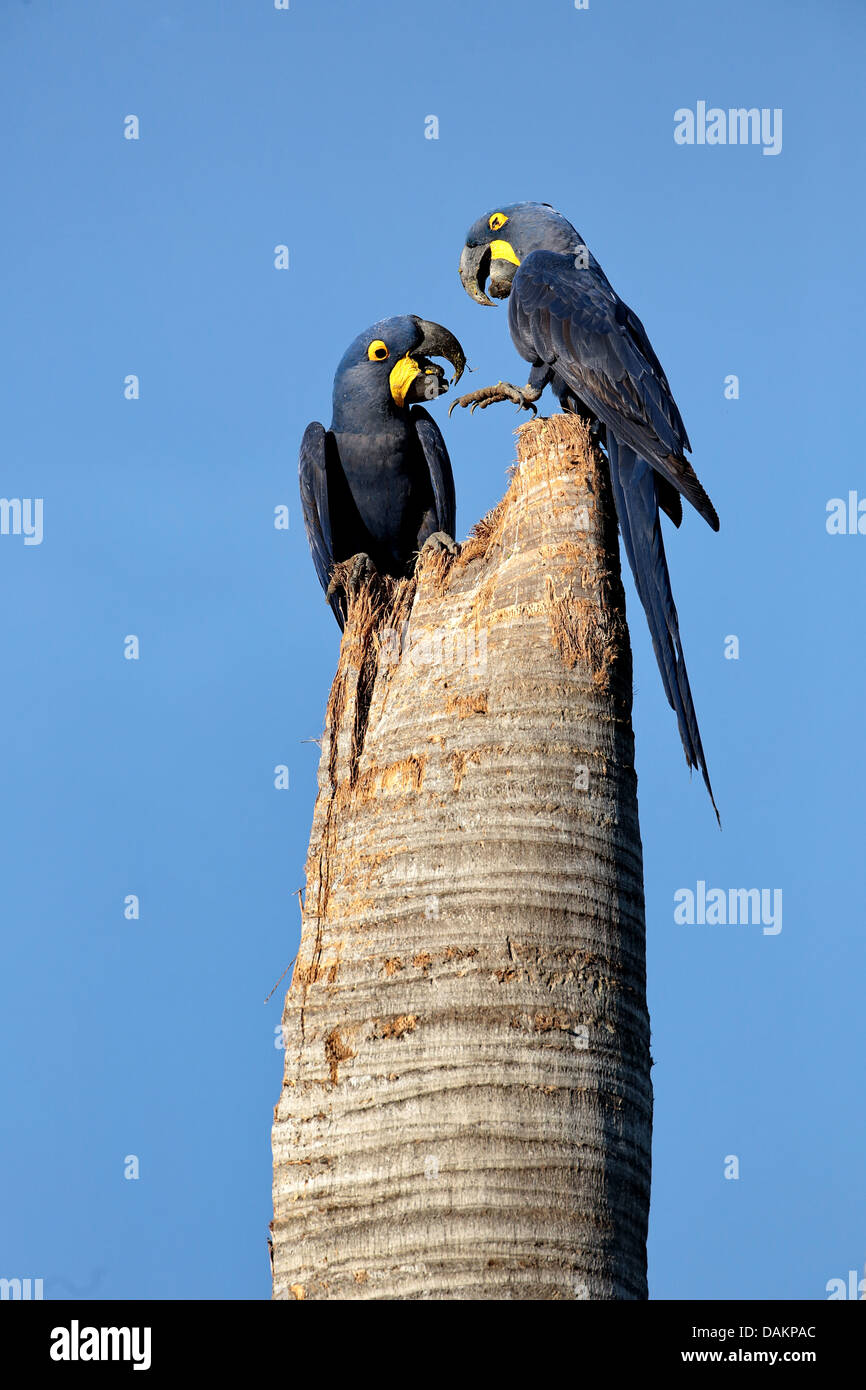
[509,249,719,819]
[509,250,718,530]
[298,421,345,628]
[411,406,456,541]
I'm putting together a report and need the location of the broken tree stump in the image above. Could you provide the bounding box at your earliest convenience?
[271,414,652,1300]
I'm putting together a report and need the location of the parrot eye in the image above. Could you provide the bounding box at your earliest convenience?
[489,212,508,232]
[367,340,389,361]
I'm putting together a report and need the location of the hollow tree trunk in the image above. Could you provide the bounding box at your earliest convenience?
[271,414,652,1300]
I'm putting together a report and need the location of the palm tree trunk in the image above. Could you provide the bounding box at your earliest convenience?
[271,414,652,1300]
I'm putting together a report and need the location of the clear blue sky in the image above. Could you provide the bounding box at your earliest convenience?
[1,0,863,1301]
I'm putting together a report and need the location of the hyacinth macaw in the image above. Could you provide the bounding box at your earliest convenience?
[300,315,465,628]
[454,202,719,818]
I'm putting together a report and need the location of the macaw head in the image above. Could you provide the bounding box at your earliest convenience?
[332,315,466,422]
[459,202,583,306]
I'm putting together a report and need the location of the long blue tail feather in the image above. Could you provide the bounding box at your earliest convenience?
[606,434,720,823]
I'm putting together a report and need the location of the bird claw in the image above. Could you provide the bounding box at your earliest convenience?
[420,531,458,558]
[448,381,538,417]
[326,552,377,601]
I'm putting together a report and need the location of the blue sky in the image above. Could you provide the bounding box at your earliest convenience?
[1,0,863,1300]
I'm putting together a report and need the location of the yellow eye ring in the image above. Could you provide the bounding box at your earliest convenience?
[367,340,389,361]
[489,212,508,232]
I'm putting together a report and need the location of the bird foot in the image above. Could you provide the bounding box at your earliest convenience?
[326,552,377,601]
[449,381,538,417]
[420,531,458,558]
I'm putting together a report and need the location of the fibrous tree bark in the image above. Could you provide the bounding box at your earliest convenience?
[271,414,652,1300]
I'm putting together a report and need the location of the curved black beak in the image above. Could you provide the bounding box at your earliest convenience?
[459,244,494,307]
[412,317,466,386]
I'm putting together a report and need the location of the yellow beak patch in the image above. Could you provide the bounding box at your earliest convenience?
[389,353,421,407]
[489,239,520,266]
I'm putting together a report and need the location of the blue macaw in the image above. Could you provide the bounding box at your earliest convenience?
[300,315,465,628]
[454,202,719,818]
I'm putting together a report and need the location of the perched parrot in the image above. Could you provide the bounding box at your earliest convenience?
[454,201,720,819]
[299,315,465,628]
